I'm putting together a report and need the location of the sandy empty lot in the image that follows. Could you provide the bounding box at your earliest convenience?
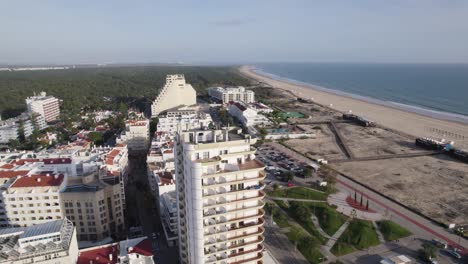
[334,155,468,225]
[335,123,423,157]
[285,124,348,161]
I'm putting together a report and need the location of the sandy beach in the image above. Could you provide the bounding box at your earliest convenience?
[240,65,468,147]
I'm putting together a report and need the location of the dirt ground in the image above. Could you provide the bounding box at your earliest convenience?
[335,122,422,157]
[284,124,348,161]
[333,155,468,225]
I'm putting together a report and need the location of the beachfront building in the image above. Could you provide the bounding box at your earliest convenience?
[157,105,213,134]
[0,113,47,144]
[0,219,79,264]
[228,101,271,127]
[151,74,197,117]
[117,118,150,152]
[0,173,67,227]
[175,128,265,264]
[208,86,255,104]
[77,236,154,264]
[26,91,60,122]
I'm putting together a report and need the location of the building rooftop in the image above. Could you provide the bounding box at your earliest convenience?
[10,174,64,188]
[0,219,75,262]
[0,170,29,179]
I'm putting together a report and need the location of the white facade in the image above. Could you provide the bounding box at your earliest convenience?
[208,87,255,104]
[151,74,197,117]
[157,105,213,134]
[0,219,79,264]
[175,128,265,264]
[0,113,47,143]
[117,119,150,152]
[228,102,271,127]
[26,91,60,122]
[1,173,67,227]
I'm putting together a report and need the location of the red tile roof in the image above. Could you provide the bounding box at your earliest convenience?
[128,239,152,257]
[10,174,64,188]
[43,158,72,165]
[11,159,40,166]
[0,164,15,169]
[77,244,119,264]
[0,170,29,179]
[106,149,121,165]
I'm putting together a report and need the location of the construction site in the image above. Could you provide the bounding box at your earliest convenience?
[257,86,468,226]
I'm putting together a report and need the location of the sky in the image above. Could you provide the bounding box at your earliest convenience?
[1,0,468,64]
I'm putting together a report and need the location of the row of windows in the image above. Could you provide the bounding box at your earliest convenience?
[8,196,59,201]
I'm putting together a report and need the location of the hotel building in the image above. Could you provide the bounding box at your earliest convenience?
[208,87,255,104]
[175,128,265,264]
[151,74,197,117]
[25,91,60,122]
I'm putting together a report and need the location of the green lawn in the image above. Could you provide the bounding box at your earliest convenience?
[331,219,380,256]
[287,226,324,264]
[287,202,327,244]
[270,187,327,201]
[377,220,412,241]
[312,205,348,236]
[273,211,290,228]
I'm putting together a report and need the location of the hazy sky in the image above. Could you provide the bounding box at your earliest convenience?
[1,0,468,64]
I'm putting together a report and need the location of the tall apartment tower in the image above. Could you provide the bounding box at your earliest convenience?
[175,128,265,264]
[151,74,197,117]
[25,91,60,122]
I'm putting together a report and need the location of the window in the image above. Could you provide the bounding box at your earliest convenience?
[203,152,209,159]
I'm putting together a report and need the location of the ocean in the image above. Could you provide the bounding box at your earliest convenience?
[253,63,468,124]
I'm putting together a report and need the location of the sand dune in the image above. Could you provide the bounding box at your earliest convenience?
[240,65,468,147]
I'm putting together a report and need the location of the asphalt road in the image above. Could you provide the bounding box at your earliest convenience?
[126,154,179,263]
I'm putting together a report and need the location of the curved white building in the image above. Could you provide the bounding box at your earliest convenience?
[175,128,265,264]
[151,74,197,117]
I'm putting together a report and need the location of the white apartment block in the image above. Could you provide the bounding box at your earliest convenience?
[208,87,255,104]
[0,219,79,264]
[157,105,213,134]
[151,74,197,117]
[0,113,47,143]
[26,91,60,122]
[117,119,150,152]
[0,173,67,228]
[228,102,271,128]
[175,128,265,264]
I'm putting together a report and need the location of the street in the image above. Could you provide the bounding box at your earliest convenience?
[126,153,179,263]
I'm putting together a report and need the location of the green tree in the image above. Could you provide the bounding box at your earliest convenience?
[8,139,20,149]
[150,117,159,135]
[17,120,26,143]
[418,244,438,261]
[88,132,103,145]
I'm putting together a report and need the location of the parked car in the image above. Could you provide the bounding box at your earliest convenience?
[287,181,295,187]
[446,250,461,259]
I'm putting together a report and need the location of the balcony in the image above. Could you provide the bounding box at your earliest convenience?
[202,173,266,189]
[203,218,265,239]
[204,236,264,258]
[203,201,265,218]
[202,160,265,178]
[228,244,263,258]
[231,252,263,264]
[203,191,265,209]
[203,183,266,198]
[204,209,265,228]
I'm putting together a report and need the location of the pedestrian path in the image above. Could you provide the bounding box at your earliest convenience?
[324,219,350,252]
[372,221,386,243]
[269,197,327,203]
[328,191,383,221]
[311,215,331,239]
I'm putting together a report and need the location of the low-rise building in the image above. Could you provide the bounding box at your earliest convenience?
[0,113,47,143]
[77,236,154,264]
[157,105,212,133]
[228,101,271,127]
[117,119,150,153]
[208,86,255,104]
[0,219,79,264]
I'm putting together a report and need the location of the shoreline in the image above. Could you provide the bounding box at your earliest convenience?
[239,65,468,145]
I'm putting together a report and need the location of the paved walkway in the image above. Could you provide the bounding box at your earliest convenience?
[311,215,331,239]
[270,197,327,203]
[372,221,386,243]
[324,219,351,252]
[328,191,383,221]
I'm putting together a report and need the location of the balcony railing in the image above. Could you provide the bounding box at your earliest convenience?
[203,218,264,239]
[204,227,265,246]
[202,173,266,189]
[203,191,265,209]
[203,183,265,198]
[203,201,265,218]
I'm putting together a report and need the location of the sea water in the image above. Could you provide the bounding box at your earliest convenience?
[254,63,468,124]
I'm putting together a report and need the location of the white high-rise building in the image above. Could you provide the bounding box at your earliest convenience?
[117,119,150,152]
[175,128,265,264]
[208,87,255,104]
[26,92,60,122]
[151,74,197,117]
